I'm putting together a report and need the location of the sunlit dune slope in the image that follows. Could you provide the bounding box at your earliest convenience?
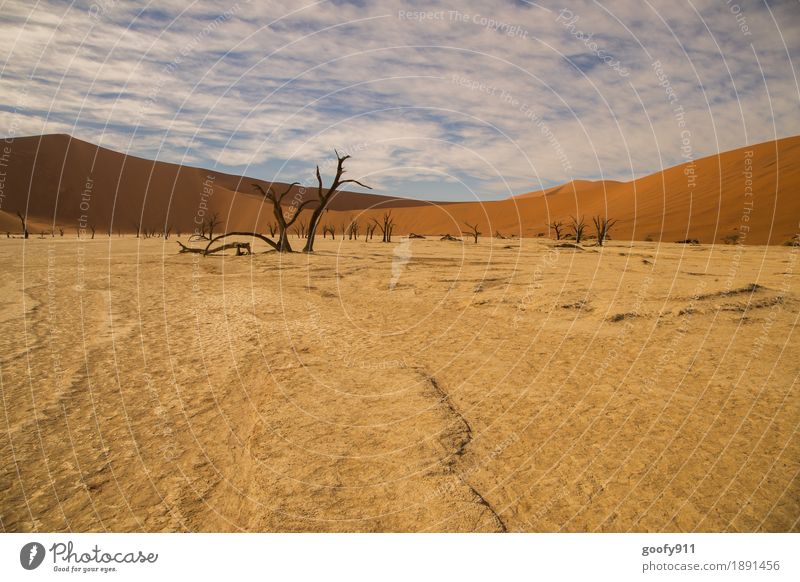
[2,134,798,244]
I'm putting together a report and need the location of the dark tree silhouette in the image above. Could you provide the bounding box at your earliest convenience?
[205,212,221,240]
[548,220,564,240]
[16,210,28,239]
[570,215,587,244]
[463,222,481,243]
[373,212,395,243]
[303,151,371,253]
[592,216,618,246]
[347,220,360,240]
[252,181,315,252]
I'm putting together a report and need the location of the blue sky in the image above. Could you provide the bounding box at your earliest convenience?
[1,0,798,201]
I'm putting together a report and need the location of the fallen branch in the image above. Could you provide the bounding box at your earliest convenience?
[177,240,251,255]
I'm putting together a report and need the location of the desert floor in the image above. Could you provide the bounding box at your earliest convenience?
[0,236,798,532]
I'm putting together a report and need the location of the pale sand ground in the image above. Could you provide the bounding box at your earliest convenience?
[0,236,798,532]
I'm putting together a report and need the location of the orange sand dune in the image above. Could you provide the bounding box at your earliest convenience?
[2,133,798,244]
[513,179,624,200]
[0,134,425,237]
[347,137,799,245]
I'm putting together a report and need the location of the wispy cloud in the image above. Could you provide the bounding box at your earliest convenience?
[1,0,798,200]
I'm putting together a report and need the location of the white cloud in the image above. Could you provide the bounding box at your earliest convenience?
[1,0,798,200]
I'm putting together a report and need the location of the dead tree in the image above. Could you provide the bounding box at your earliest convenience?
[59,227,64,237]
[252,181,316,252]
[206,212,221,240]
[16,210,29,239]
[592,216,617,246]
[495,230,507,240]
[177,240,251,255]
[133,222,141,238]
[548,220,564,240]
[322,224,335,239]
[373,212,395,243]
[462,222,481,243]
[164,226,172,240]
[268,223,277,238]
[364,223,377,241]
[303,151,371,253]
[347,220,360,240]
[90,225,96,239]
[294,220,307,239]
[570,215,587,244]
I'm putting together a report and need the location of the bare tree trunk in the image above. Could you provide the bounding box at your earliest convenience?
[570,216,586,244]
[463,222,481,243]
[549,221,563,240]
[303,152,371,253]
[16,211,28,239]
[592,216,617,246]
[252,182,316,253]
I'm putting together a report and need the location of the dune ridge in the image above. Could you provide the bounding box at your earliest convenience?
[1,133,798,244]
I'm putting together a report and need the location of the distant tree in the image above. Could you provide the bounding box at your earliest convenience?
[16,210,29,239]
[133,221,141,238]
[548,220,564,241]
[206,212,221,240]
[373,212,395,243]
[90,224,96,239]
[462,222,481,243]
[592,216,617,246]
[347,220,360,240]
[570,215,587,244]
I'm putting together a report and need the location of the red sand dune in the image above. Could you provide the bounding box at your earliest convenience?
[1,133,798,244]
